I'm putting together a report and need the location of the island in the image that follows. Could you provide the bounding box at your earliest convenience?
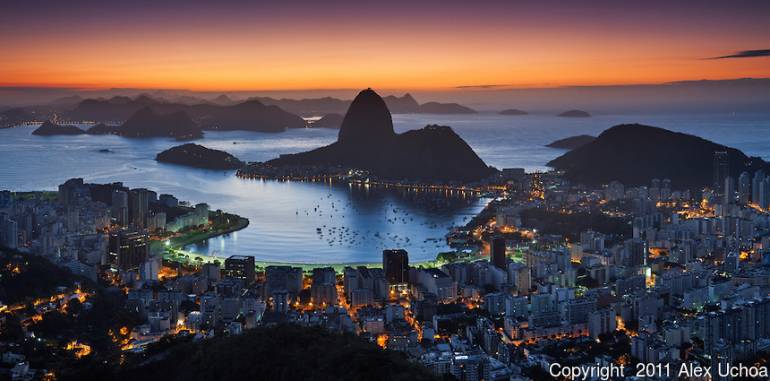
[547,123,770,188]
[156,143,245,170]
[261,88,496,182]
[310,113,344,129]
[557,109,591,117]
[546,134,595,149]
[31,120,86,135]
[499,108,528,115]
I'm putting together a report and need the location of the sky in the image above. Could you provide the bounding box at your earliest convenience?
[1,0,769,91]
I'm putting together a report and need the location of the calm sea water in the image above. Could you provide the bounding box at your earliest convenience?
[1,112,769,263]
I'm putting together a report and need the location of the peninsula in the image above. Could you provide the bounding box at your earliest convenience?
[263,89,496,182]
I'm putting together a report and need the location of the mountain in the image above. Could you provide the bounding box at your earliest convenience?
[156,143,244,170]
[252,94,476,116]
[268,89,496,182]
[250,96,350,116]
[310,113,344,129]
[546,134,595,149]
[85,123,119,135]
[382,93,420,113]
[67,95,305,132]
[31,120,85,135]
[499,109,528,115]
[193,100,306,132]
[418,102,476,114]
[547,124,769,188]
[119,108,202,139]
[558,109,591,117]
[211,94,236,105]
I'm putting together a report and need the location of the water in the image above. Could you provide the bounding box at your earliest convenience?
[1,112,769,263]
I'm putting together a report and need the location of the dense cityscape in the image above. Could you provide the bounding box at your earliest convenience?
[2,1,770,380]
[3,154,770,380]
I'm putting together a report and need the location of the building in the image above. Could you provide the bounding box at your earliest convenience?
[490,237,506,270]
[224,255,255,285]
[588,308,616,339]
[108,230,149,271]
[128,188,150,228]
[713,151,729,192]
[383,249,409,285]
[111,190,129,226]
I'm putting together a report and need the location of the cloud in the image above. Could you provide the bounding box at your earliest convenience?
[455,84,511,89]
[708,49,770,59]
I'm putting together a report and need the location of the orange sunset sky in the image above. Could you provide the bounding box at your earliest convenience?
[1,1,768,91]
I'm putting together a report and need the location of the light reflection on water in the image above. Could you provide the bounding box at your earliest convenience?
[1,112,769,263]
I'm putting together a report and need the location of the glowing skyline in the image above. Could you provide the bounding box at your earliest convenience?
[1,0,769,91]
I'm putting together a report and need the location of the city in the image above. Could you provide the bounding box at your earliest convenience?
[3,153,770,379]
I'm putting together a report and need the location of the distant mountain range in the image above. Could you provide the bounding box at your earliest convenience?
[268,89,495,182]
[66,95,305,133]
[547,124,770,189]
[251,93,476,116]
[557,109,591,117]
[32,108,203,139]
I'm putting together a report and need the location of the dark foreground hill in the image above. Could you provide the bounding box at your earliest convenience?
[62,325,438,381]
[156,143,244,169]
[547,124,769,188]
[269,89,496,182]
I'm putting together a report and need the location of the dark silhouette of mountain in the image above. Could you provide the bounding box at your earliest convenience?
[311,113,344,129]
[60,325,437,381]
[418,101,476,114]
[268,89,496,182]
[211,94,236,105]
[193,100,306,132]
[499,108,528,115]
[382,93,420,113]
[156,143,244,170]
[67,95,305,132]
[32,120,85,135]
[47,95,83,108]
[85,123,120,135]
[119,108,202,139]
[250,96,350,117]
[546,134,595,149]
[547,124,770,188]
[558,109,591,117]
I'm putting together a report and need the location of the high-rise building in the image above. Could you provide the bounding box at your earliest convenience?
[128,189,149,228]
[225,255,256,285]
[0,214,18,249]
[108,230,149,271]
[723,176,735,205]
[752,170,765,204]
[383,249,409,284]
[111,190,129,226]
[490,237,506,269]
[713,151,729,192]
[738,171,751,204]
